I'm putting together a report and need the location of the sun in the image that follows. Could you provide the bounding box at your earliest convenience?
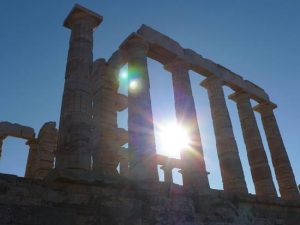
[157,123,190,158]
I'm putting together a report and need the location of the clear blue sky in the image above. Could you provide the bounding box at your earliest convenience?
[0,0,299,195]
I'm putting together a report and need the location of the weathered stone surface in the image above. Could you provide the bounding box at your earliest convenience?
[137,24,185,64]
[254,102,300,200]
[136,25,269,102]
[1,4,299,225]
[55,4,102,179]
[201,76,248,194]
[165,59,209,191]
[229,92,277,197]
[120,34,158,182]
[0,121,35,140]
[1,174,300,225]
[25,122,58,179]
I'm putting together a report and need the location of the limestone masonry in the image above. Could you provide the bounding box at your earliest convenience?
[0,4,299,225]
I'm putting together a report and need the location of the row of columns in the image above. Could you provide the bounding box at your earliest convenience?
[120,36,299,199]
[55,5,299,200]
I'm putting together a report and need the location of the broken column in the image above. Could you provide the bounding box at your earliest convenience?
[91,57,128,177]
[165,59,209,191]
[54,4,103,178]
[25,122,58,179]
[120,35,158,182]
[254,102,300,200]
[201,76,248,194]
[229,92,277,197]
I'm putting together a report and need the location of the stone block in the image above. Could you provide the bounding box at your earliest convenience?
[0,121,35,140]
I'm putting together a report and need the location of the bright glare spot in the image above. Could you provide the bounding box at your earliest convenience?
[129,80,139,90]
[120,71,128,79]
[158,123,190,157]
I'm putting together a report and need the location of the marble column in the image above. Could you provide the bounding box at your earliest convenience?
[254,102,300,200]
[201,76,248,194]
[25,139,39,178]
[165,59,209,191]
[55,5,102,177]
[160,165,173,184]
[120,36,158,182]
[229,92,277,197]
[91,59,120,176]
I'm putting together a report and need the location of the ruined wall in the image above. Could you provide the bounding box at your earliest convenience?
[0,174,299,225]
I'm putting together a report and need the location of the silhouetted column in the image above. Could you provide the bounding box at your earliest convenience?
[254,102,300,200]
[229,92,277,197]
[55,5,103,178]
[91,59,120,176]
[120,35,158,182]
[201,76,248,194]
[165,59,209,191]
[25,139,39,178]
[119,148,130,177]
[160,165,173,184]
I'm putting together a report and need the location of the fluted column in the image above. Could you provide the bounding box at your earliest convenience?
[254,102,299,200]
[55,5,102,177]
[229,92,277,197]
[25,139,39,178]
[91,59,120,176]
[201,76,248,194]
[165,59,209,191]
[120,36,158,182]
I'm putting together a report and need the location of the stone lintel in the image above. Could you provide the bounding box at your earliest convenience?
[119,33,149,52]
[164,58,189,72]
[200,75,223,89]
[107,50,126,70]
[0,122,35,140]
[63,4,103,29]
[228,91,250,102]
[134,24,270,102]
[253,102,277,114]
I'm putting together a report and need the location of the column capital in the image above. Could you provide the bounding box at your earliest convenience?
[164,58,189,73]
[228,91,250,103]
[200,75,224,89]
[120,34,149,57]
[253,102,277,114]
[63,4,103,30]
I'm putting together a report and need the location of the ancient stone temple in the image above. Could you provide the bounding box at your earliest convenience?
[0,4,300,225]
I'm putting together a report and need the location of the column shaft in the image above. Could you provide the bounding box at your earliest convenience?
[254,103,300,200]
[55,7,102,177]
[91,59,120,176]
[165,60,209,191]
[201,76,248,193]
[121,36,158,182]
[25,139,39,178]
[230,92,277,197]
[161,165,173,184]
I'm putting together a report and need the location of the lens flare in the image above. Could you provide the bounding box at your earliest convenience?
[120,71,128,79]
[129,80,139,91]
[158,123,190,157]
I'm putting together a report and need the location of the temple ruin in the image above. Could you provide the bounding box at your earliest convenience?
[0,4,299,225]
